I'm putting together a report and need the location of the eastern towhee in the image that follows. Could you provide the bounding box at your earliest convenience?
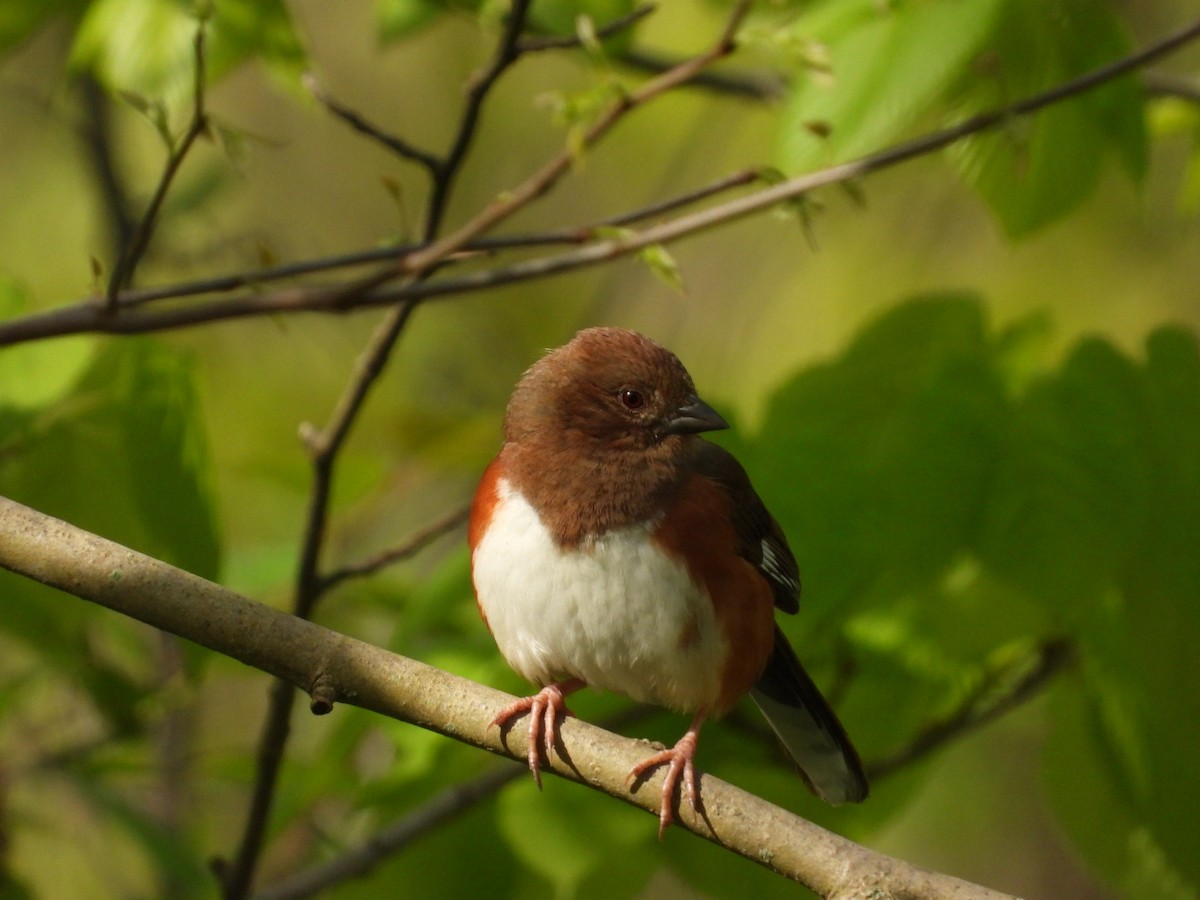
[469,327,867,836]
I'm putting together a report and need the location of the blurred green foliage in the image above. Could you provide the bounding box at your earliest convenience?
[1,0,1198,899]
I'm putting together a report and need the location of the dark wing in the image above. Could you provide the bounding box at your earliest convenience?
[691,439,868,805]
[688,441,800,614]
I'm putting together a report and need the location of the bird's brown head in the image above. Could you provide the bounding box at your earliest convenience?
[501,327,728,543]
[505,327,727,449]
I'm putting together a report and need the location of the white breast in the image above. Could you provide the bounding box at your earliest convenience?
[472,478,724,713]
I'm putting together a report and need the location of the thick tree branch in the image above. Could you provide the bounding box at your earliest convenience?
[0,496,1019,900]
[261,632,1074,900]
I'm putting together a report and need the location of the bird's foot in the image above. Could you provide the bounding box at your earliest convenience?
[628,721,702,840]
[491,679,584,789]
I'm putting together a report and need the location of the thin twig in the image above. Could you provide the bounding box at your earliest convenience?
[104,21,209,310]
[252,765,525,900]
[102,169,759,311]
[78,74,137,254]
[251,706,652,900]
[867,638,1076,781]
[426,0,537,239]
[6,16,1198,346]
[618,47,786,101]
[600,168,761,227]
[516,3,656,53]
[218,4,538,897]
[304,73,441,174]
[321,503,470,591]
[303,0,753,314]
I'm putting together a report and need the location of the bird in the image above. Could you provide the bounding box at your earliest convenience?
[468,326,867,837]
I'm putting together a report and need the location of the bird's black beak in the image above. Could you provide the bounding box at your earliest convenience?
[661,396,729,436]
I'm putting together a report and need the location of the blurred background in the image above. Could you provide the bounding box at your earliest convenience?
[1,1,1198,898]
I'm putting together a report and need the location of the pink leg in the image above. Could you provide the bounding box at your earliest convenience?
[490,679,585,789]
[628,714,705,839]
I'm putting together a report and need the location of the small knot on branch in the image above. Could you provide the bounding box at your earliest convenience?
[309,672,337,715]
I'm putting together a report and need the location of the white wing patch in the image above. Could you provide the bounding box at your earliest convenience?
[760,539,799,596]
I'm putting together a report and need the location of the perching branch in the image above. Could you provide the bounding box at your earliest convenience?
[0,496,1020,900]
[256,635,1073,900]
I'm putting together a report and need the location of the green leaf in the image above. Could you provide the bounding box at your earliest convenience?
[497,778,655,898]
[329,788,539,900]
[377,0,443,43]
[0,275,96,409]
[71,0,307,107]
[70,0,200,105]
[527,0,637,42]
[207,0,307,86]
[1045,678,1198,900]
[985,326,1200,896]
[0,0,89,56]
[1,339,222,724]
[951,0,1147,236]
[777,0,1006,173]
[977,338,1152,611]
[68,775,208,897]
[1,339,221,580]
[742,294,1006,620]
[636,243,684,294]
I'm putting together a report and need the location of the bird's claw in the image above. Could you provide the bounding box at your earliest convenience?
[490,682,577,789]
[628,727,701,839]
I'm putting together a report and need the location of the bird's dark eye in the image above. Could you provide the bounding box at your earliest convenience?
[619,389,645,411]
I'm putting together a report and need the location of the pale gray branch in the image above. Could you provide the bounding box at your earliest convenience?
[0,495,1019,900]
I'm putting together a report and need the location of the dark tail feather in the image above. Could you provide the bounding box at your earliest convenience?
[749,626,868,805]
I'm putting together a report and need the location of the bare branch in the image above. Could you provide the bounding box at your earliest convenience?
[516,4,657,53]
[100,168,758,312]
[253,765,526,900]
[220,4,540,896]
[426,0,537,239]
[77,75,137,254]
[5,15,1198,347]
[0,496,1020,900]
[327,0,753,301]
[321,503,470,591]
[252,706,652,900]
[867,639,1075,781]
[618,47,786,101]
[303,73,441,174]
